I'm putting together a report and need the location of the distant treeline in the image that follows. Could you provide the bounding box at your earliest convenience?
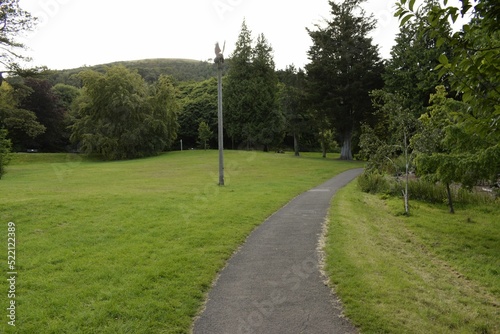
[46,58,231,86]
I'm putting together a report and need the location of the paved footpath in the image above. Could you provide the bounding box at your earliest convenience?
[193,168,364,334]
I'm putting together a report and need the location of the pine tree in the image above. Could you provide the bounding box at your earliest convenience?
[306,0,383,160]
[224,20,284,151]
[251,33,284,151]
[224,20,253,148]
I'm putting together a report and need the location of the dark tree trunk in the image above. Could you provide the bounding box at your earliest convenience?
[340,131,353,160]
[294,133,300,157]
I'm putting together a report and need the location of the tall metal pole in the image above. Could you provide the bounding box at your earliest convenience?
[217,61,224,186]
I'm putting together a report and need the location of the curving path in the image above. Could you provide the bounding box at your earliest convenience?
[193,168,364,334]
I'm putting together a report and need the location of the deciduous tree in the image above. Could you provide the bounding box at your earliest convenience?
[71,66,179,160]
[0,0,36,70]
[178,78,217,148]
[0,79,45,151]
[197,121,213,150]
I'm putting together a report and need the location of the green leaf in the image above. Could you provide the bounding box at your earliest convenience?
[409,0,416,11]
[436,37,446,48]
[400,14,413,27]
[438,54,449,65]
[394,7,404,18]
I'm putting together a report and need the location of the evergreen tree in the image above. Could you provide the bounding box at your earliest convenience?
[278,65,310,156]
[305,0,383,160]
[251,33,284,151]
[384,15,453,117]
[20,78,67,151]
[224,20,284,151]
[224,20,253,148]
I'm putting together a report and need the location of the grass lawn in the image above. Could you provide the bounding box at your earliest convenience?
[325,182,499,333]
[0,150,362,333]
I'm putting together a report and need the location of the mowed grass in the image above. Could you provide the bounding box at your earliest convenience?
[325,182,500,333]
[0,150,362,333]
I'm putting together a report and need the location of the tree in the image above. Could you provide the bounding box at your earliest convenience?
[178,78,217,148]
[278,65,311,156]
[306,0,383,160]
[384,6,453,118]
[146,74,180,152]
[0,79,45,150]
[250,33,284,151]
[52,83,81,111]
[413,86,498,213]
[224,20,253,148]
[224,21,285,151]
[53,83,81,151]
[359,90,418,214]
[20,78,67,151]
[0,128,12,179]
[395,0,499,150]
[0,0,36,70]
[197,121,213,150]
[71,66,179,160]
[396,0,500,210]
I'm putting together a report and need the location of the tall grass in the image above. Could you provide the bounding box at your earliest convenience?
[358,172,497,207]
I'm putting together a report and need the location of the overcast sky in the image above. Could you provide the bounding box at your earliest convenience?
[18,0,401,71]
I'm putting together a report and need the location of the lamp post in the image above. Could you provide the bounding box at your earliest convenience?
[215,42,225,186]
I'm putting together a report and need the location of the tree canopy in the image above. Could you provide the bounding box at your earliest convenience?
[223,20,284,151]
[305,0,384,160]
[71,65,179,160]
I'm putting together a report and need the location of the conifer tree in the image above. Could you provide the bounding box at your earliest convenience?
[306,0,383,160]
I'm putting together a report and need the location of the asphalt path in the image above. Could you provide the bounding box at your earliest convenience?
[193,168,364,334]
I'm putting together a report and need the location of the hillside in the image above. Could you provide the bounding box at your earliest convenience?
[46,58,229,86]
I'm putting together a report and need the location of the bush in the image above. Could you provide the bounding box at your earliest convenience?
[358,172,392,194]
[0,129,13,179]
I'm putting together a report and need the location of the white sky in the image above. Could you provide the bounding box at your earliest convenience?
[17,0,401,71]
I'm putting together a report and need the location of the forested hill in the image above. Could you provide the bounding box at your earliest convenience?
[46,58,228,86]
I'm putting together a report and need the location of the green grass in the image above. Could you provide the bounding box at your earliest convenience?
[0,150,362,333]
[326,182,500,333]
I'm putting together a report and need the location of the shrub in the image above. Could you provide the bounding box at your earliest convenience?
[358,172,392,194]
[0,129,13,179]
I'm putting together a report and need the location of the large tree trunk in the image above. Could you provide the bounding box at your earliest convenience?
[293,133,300,157]
[340,132,353,160]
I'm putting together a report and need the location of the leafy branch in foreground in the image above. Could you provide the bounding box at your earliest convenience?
[0,0,37,70]
[413,86,499,213]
